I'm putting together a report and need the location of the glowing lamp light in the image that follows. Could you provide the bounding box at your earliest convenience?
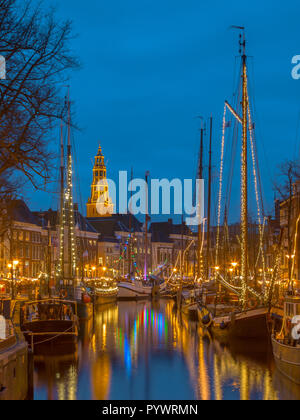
[231,262,238,268]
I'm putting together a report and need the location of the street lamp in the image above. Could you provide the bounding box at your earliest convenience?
[8,260,19,299]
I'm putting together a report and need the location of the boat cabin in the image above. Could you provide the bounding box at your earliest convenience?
[276,294,300,344]
[20,299,77,325]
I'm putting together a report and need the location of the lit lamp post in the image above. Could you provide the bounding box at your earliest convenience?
[92,266,96,279]
[8,260,19,300]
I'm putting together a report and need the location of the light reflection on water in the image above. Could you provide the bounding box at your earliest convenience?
[33,300,300,400]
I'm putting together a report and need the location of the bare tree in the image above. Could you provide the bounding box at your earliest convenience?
[0,0,79,191]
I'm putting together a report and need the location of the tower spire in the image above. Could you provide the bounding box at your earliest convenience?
[86,143,114,218]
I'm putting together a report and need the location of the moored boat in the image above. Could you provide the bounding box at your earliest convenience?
[93,278,118,305]
[118,280,152,300]
[272,294,300,384]
[20,298,78,351]
[211,306,270,342]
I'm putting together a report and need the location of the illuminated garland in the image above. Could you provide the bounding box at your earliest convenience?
[66,152,77,275]
[57,141,77,281]
[118,234,142,277]
[240,58,248,309]
[215,104,227,266]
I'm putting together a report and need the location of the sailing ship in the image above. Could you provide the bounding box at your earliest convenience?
[272,293,300,384]
[198,29,273,340]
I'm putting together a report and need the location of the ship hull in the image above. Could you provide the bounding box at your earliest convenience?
[272,336,300,384]
[211,307,270,342]
[22,320,77,346]
[117,282,152,300]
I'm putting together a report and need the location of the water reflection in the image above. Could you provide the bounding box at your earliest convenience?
[33,300,300,400]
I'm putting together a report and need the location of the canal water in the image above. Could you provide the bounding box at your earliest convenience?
[33,300,300,400]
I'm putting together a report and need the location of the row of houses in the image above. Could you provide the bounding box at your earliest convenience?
[0,199,198,282]
[0,190,297,285]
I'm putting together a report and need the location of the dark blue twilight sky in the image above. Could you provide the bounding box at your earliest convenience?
[26,0,300,224]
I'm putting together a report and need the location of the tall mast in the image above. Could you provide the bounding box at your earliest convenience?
[58,121,65,281]
[144,171,150,281]
[128,167,133,279]
[240,31,248,308]
[197,120,204,279]
[66,91,77,283]
[206,116,213,279]
[47,219,52,297]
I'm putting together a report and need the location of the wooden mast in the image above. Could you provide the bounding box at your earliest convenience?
[197,121,204,279]
[240,31,248,308]
[144,171,150,281]
[58,120,65,284]
[128,167,133,279]
[206,116,213,279]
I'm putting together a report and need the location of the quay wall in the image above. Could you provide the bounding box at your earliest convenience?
[0,338,28,400]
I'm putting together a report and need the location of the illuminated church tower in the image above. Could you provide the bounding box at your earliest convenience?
[86,145,114,217]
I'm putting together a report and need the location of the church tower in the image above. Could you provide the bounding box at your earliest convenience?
[86,145,114,218]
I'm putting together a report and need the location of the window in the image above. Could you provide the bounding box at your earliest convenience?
[19,231,23,241]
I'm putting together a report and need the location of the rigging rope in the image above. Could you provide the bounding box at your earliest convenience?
[247,95,267,296]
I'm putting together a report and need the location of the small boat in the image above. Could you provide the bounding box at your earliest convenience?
[20,298,78,351]
[272,293,300,384]
[92,278,118,305]
[118,280,152,300]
